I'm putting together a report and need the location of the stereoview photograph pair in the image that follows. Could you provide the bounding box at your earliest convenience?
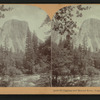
[0,4,99,88]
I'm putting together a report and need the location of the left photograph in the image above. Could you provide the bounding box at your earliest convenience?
[0,5,51,87]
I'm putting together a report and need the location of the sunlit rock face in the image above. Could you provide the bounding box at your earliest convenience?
[0,19,44,52]
[0,19,29,52]
[52,18,100,52]
[76,18,100,52]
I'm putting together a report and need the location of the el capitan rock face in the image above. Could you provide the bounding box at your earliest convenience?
[52,18,100,52]
[0,19,29,52]
[0,19,43,52]
[76,18,100,52]
[2,18,100,52]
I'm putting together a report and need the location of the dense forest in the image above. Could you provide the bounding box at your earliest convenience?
[52,36,100,86]
[52,5,100,87]
[0,5,51,87]
[1,4,100,87]
[0,30,51,87]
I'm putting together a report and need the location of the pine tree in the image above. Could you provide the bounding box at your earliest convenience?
[25,29,33,74]
[32,31,38,57]
[31,31,38,73]
[3,37,9,75]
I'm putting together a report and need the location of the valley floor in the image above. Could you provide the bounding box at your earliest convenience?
[1,74,100,87]
[73,75,100,87]
[86,75,100,87]
[53,75,100,87]
[0,73,51,87]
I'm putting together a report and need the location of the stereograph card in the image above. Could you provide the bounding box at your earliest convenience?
[0,4,99,95]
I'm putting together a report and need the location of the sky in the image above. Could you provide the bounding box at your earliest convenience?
[71,5,100,32]
[52,5,100,44]
[1,4,100,42]
[0,4,51,42]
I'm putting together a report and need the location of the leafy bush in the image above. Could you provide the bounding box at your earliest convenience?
[86,66,100,76]
[52,75,88,87]
[7,67,23,77]
[0,75,11,87]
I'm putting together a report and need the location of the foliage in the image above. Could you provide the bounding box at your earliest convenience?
[51,5,100,86]
[24,28,51,75]
[52,5,91,35]
[0,5,13,18]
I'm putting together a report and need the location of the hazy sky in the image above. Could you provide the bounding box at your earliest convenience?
[0,4,51,41]
[1,4,100,42]
[52,5,100,35]
[52,5,100,44]
[71,5,100,32]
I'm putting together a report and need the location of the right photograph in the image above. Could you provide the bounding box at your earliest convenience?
[51,5,100,87]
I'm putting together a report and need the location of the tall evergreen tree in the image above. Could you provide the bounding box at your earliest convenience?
[25,29,33,74]
[31,31,38,73]
[32,31,38,59]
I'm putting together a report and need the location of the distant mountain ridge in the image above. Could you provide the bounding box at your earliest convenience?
[53,18,100,52]
[75,18,100,52]
[0,19,43,52]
